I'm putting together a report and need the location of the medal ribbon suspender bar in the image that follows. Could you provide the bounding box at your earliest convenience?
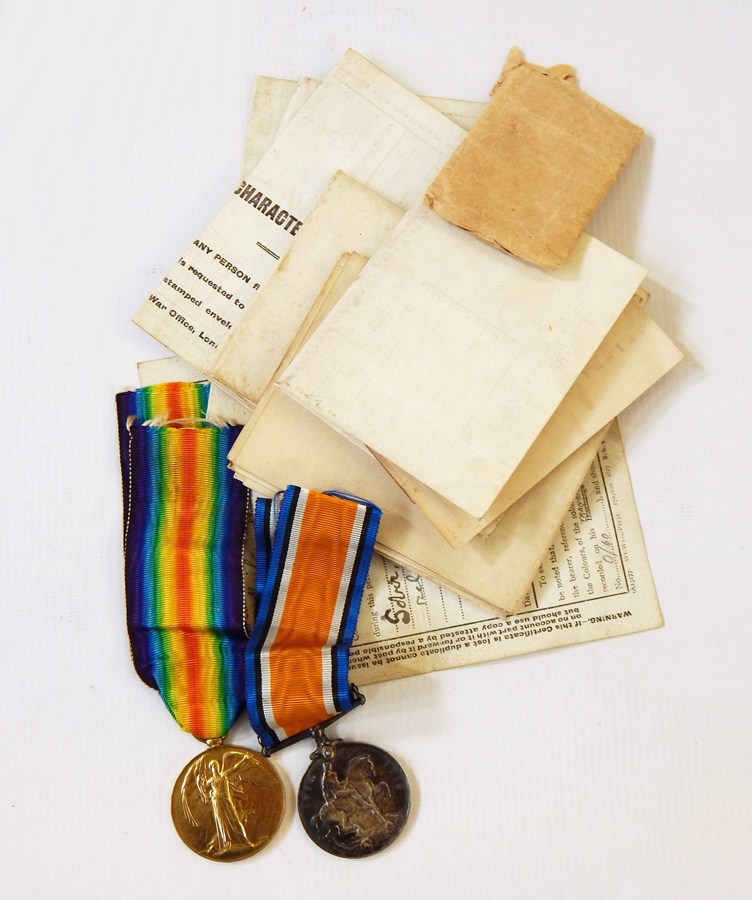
[246,486,382,754]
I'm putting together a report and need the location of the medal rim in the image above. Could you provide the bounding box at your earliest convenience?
[170,743,285,863]
[296,739,410,859]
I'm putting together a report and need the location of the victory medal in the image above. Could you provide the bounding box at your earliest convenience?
[171,742,284,862]
[117,382,284,862]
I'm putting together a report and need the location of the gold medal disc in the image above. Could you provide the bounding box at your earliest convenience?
[171,744,285,862]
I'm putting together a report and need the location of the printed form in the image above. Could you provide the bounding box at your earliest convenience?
[352,422,662,683]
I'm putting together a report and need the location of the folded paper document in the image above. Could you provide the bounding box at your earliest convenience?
[133,49,465,374]
[209,172,403,404]
[376,296,682,547]
[230,385,605,618]
[277,202,647,519]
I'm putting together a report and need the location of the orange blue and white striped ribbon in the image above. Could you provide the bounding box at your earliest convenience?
[246,486,381,752]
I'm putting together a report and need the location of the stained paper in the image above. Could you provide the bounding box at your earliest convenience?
[425,48,643,268]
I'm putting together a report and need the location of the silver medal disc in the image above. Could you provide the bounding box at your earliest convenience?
[297,738,410,858]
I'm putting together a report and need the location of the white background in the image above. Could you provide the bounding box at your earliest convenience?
[2,1,750,898]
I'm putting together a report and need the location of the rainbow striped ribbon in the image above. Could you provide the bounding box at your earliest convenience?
[116,381,210,527]
[246,486,381,752]
[116,383,250,741]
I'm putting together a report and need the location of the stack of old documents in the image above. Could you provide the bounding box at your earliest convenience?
[132,48,681,678]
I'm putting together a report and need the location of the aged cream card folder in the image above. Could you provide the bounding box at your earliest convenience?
[277,202,647,519]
